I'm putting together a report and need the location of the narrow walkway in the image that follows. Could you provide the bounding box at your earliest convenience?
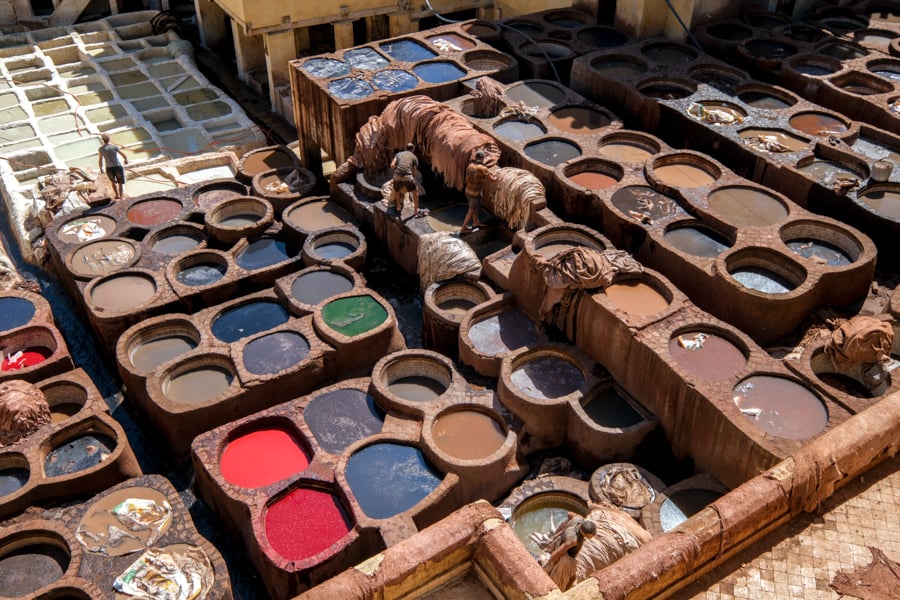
[677,456,900,599]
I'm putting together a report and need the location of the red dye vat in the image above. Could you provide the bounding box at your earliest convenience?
[1,347,50,371]
[265,487,352,562]
[220,428,310,488]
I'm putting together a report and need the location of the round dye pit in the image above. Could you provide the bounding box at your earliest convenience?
[265,487,352,562]
[220,427,310,488]
[592,57,647,79]
[534,240,584,259]
[511,493,586,558]
[0,297,35,332]
[708,187,788,226]
[817,42,866,60]
[437,297,477,315]
[582,388,645,428]
[413,61,466,83]
[75,487,172,556]
[524,139,581,167]
[428,33,476,51]
[493,120,546,142]
[236,238,293,270]
[126,198,182,226]
[789,112,848,136]
[372,69,418,93]
[668,331,747,381]
[1,346,51,371]
[664,226,730,258]
[547,106,610,134]
[240,148,296,177]
[468,308,540,356]
[45,433,115,477]
[744,39,797,59]
[175,262,225,287]
[601,281,669,316]
[510,356,584,399]
[313,240,357,260]
[505,81,566,109]
[432,410,505,460]
[733,376,828,440]
[164,365,234,404]
[738,128,809,152]
[817,372,876,398]
[130,334,197,372]
[193,186,244,211]
[304,388,385,454]
[90,274,156,313]
[344,48,389,71]
[70,239,135,277]
[786,239,852,266]
[0,467,28,497]
[599,138,657,162]
[292,270,354,306]
[242,331,310,375]
[301,58,350,79]
[792,61,835,76]
[212,301,289,343]
[730,267,796,294]
[737,90,794,109]
[659,489,723,531]
[345,443,443,519]
[546,12,586,28]
[327,78,373,101]
[286,200,354,231]
[321,295,388,337]
[798,160,864,188]
[58,215,117,244]
[219,213,260,227]
[388,375,447,402]
[858,185,900,219]
[379,39,437,62]
[641,43,697,64]
[654,163,716,188]
[0,542,69,597]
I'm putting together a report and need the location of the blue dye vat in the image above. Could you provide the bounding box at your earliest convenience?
[212,301,289,343]
[0,297,35,332]
[372,69,419,92]
[327,77,374,100]
[304,388,385,454]
[175,263,226,286]
[379,39,437,62]
[413,61,466,83]
[345,48,389,71]
[44,434,115,478]
[0,467,28,496]
[236,238,292,270]
[242,331,310,375]
[302,58,350,79]
[345,443,442,519]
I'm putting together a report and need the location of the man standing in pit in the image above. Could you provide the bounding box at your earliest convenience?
[390,142,427,217]
[460,149,496,234]
[97,133,129,200]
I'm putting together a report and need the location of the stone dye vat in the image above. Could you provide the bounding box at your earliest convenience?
[302,227,367,271]
[236,144,300,184]
[205,196,275,244]
[422,279,495,359]
[291,20,518,171]
[0,290,73,383]
[459,294,546,377]
[192,372,525,598]
[0,368,140,520]
[283,196,358,241]
[276,263,363,315]
[0,474,231,599]
[642,473,729,535]
[251,167,317,216]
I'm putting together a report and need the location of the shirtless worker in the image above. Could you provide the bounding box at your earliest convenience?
[390,143,426,217]
[460,149,496,234]
[97,133,129,199]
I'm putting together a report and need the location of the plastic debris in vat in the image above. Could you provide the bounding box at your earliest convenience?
[687,102,743,125]
[113,544,213,600]
[677,333,708,350]
[59,217,113,242]
[76,497,173,555]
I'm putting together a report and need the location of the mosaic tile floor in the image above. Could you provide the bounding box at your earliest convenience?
[677,455,900,599]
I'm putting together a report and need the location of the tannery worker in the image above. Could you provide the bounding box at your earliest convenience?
[390,143,426,218]
[97,133,129,200]
[460,149,496,234]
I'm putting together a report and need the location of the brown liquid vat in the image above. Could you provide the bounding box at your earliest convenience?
[65,237,140,280]
[144,222,206,257]
[251,166,316,217]
[190,178,249,212]
[204,195,274,245]
[422,279,495,359]
[646,152,722,192]
[283,196,358,242]
[236,144,299,184]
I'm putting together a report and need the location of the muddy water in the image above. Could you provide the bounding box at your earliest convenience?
[510,356,584,399]
[505,82,566,108]
[152,232,202,255]
[321,295,387,337]
[668,332,746,381]
[789,113,848,136]
[468,308,540,356]
[664,227,730,258]
[787,239,852,266]
[130,335,197,371]
[733,376,828,439]
[91,274,156,312]
[493,120,545,142]
[58,215,117,244]
[534,241,582,258]
[599,141,655,162]
[511,495,584,558]
[0,543,69,597]
[220,428,309,488]
[654,163,716,188]
[423,573,495,600]
[76,487,172,556]
[859,187,900,219]
[242,331,310,375]
[51,403,81,423]
[236,238,293,270]
[0,467,28,496]
[581,388,644,428]
[0,297,34,332]
[707,186,788,226]
[44,433,114,477]
[659,489,723,531]
[70,240,135,277]
[738,91,793,109]
[568,170,618,189]
[126,199,182,226]
[285,200,353,230]
[797,160,862,187]
[730,267,795,294]
[525,139,581,166]
[194,188,243,211]
[738,128,809,151]
[437,298,477,316]
[265,487,352,561]
[212,301,288,343]
[547,107,610,134]
[344,443,443,519]
[292,270,354,305]
[164,366,234,404]
[601,281,669,316]
[388,375,447,401]
[432,410,505,460]
[304,388,385,454]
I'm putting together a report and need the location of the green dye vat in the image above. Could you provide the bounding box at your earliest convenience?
[56,139,99,160]
[149,62,186,78]
[0,107,27,125]
[322,295,388,337]
[125,175,177,196]
[187,101,231,121]
[161,129,208,154]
